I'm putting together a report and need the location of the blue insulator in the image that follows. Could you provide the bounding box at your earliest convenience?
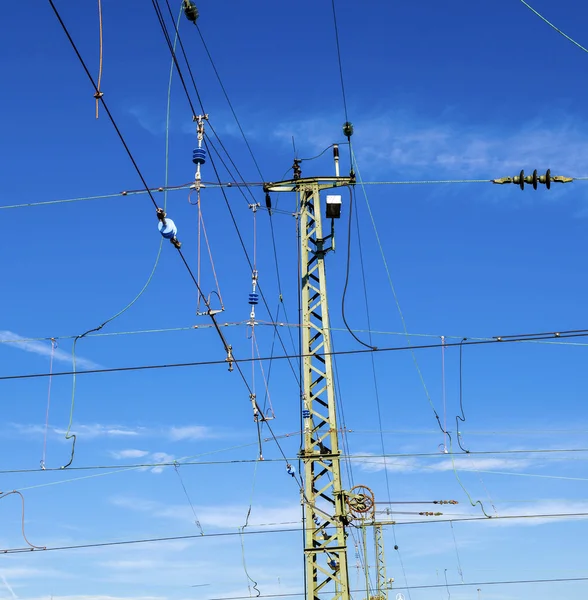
[328,560,339,570]
[158,218,178,239]
[286,464,295,477]
[302,409,310,419]
[248,293,259,305]
[192,147,207,165]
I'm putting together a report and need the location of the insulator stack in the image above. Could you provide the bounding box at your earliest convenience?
[302,409,311,419]
[183,0,199,22]
[248,293,259,305]
[192,147,207,165]
[492,168,573,189]
[158,218,177,240]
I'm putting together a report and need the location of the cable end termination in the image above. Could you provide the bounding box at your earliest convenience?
[492,168,572,189]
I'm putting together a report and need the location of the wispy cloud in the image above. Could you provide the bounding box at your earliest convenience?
[354,453,539,474]
[149,452,174,474]
[11,423,213,442]
[111,496,300,529]
[11,423,145,440]
[0,331,99,369]
[168,425,212,441]
[109,449,149,459]
[273,110,588,179]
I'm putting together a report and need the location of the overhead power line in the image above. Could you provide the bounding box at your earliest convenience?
[208,576,588,600]
[1,446,587,475]
[2,328,587,382]
[519,0,588,54]
[47,0,159,210]
[4,512,588,555]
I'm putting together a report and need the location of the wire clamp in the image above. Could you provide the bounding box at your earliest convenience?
[226,345,234,372]
[250,393,259,422]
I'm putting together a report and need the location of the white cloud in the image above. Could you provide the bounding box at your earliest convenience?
[150,452,175,474]
[168,425,212,441]
[54,424,144,439]
[0,331,99,369]
[273,110,588,180]
[354,453,539,474]
[20,597,163,600]
[109,449,149,459]
[428,456,534,472]
[488,499,588,527]
[111,496,300,529]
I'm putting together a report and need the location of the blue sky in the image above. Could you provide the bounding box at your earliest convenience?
[2,0,588,599]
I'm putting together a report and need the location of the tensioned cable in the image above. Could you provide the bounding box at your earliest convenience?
[151,2,301,389]
[3,328,588,382]
[49,0,290,468]
[6,324,588,347]
[54,2,184,468]
[518,0,588,54]
[47,0,159,209]
[191,18,265,182]
[353,182,412,594]
[353,148,493,517]
[4,513,588,555]
[331,0,349,125]
[6,176,588,211]
[1,446,587,475]
[207,577,588,600]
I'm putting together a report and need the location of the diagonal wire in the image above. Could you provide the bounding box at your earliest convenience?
[519,0,588,54]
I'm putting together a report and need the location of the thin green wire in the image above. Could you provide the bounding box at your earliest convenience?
[61,8,182,469]
[519,0,588,54]
[352,148,492,517]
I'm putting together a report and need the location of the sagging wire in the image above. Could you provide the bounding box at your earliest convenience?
[173,462,204,535]
[59,6,183,468]
[189,118,224,316]
[450,521,464,583]
[240,460,261,598]
[342,187,376,350]
[0,491,45,550]
[247,201,264,459]
[353,193,413,600]
[40,338,56,470]
[444,569,452,600]
[352,149,493,519]
[441,336,448,453]
[457,340,499,515]
[62,240,163,469]
[456,338,469,452]
[299,142,349,163]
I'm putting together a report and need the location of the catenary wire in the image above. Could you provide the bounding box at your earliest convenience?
[150,4,302,389]
[1,446,587,475]
[206,577,588,600]
[6,177,588,211]
[518,0,588,54]
[47,0,159,209]
[3,328,588,382]
[352,180,412,594]
[4,514,588,555]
